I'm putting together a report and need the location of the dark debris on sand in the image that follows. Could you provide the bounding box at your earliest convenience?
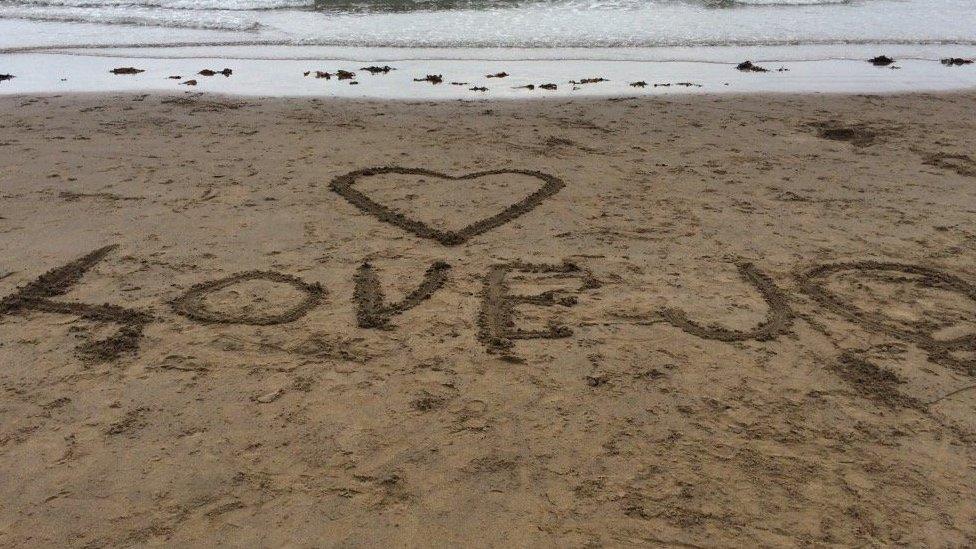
[181,79,198,86]
[361,65,395,74]
[942,58,974,66]
[652,82,702,88]
[570,77,608,84]
[736,61,769,72]
[414,74,443,84]
[110,67,144,75]
[513,83,556,91]
[469,86,488,92]
[486,72,509,78]
[336,70,356,80]
[630,81,647,87]
[198,68,232,76]
[868,55,894,66]
[0,74,14,82]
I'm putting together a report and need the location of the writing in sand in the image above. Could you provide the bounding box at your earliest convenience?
[2,167,975,381]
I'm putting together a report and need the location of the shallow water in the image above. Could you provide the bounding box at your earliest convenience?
[0,0,973,96]
[2,0,975,50]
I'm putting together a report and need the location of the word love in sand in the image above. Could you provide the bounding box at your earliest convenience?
[4,245,976,378]
[0,245,599,360]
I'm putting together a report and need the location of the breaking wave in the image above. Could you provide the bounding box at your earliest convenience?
[1,0,973,51]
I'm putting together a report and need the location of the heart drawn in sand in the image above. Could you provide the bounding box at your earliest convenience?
[330,167,566,246]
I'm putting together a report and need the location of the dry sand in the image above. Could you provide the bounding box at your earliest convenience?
[1,91,976,547]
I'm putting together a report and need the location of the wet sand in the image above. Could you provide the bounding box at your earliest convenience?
[2,52,975,98]
[1,91,976,546]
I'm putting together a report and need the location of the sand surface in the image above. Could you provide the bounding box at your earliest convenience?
[1,91,976,547]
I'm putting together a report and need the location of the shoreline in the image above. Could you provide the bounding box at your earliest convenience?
[2,50,975,98]
[4,86,976,103]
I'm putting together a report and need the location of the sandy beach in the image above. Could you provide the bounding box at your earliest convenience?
[2,90,976,546]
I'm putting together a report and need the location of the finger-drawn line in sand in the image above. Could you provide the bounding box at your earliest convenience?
[59,191,142,202]
[831,352,923,410]
[799,261,976,376]
[354,261,451,329]
[928,384,976,406]
[478,261,599,357]
[171,270,325,325]
[659,262,794,342]
[919,151,976,178]
[330,167,566,246]
[0,245,152,360]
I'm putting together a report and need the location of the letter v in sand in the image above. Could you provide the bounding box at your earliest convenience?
[353,261,451,330]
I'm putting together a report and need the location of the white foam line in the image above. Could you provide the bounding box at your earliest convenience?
[9,38,976,54]
[10,43,976,63]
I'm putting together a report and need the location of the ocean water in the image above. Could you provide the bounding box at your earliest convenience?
[1,0,974,96]
[2,0,975,51]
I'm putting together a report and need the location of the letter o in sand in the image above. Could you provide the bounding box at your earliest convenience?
[799,261,976,342]
[171,270,326,325]
[799,261,976,375]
